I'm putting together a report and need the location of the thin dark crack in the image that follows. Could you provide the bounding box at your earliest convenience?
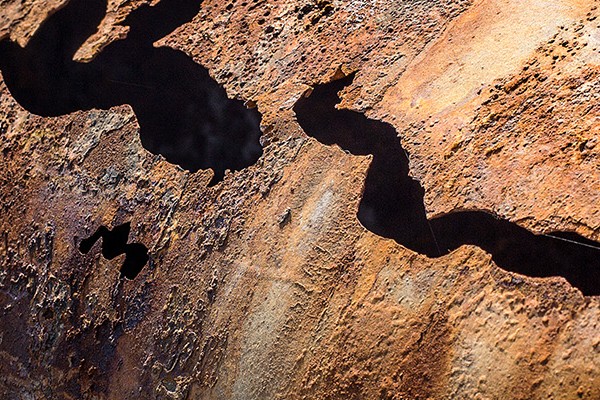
[294,73,600,296]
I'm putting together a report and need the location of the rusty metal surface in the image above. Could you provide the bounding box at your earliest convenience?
[0,0,599,399]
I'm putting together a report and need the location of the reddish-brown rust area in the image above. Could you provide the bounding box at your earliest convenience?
[1,0,599,399]
[0,0,154,52]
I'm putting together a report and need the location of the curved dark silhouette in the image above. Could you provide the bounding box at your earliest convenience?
[294,74,600,296]
[79,222,149,280]
[0,0,262,185]
[1,0,598,294]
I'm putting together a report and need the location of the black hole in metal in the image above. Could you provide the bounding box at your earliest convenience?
[294,73,600,296]
[0,0,262,186]
[79,222,149,279]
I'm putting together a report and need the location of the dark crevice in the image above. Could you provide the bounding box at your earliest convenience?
[0,0,262,186]
[79,222,149,279]
[294,74,600,296]
[2,0,598,295]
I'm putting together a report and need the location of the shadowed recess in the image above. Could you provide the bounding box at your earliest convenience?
[0,0,262,185]
[294,74,600,296]
[79,222,149,279]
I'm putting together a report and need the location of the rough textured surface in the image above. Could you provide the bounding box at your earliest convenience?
[1,0,599,399]
[0,0,67,44]
[0,0,153,59]
[379,1,600,238]
[169,0,599,238]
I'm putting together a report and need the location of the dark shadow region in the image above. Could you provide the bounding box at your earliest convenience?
[294,74,600,296]
[0,0,262,185]
[79,222,149,279]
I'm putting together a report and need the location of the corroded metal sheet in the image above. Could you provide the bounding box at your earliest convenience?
[0,0,599,399]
